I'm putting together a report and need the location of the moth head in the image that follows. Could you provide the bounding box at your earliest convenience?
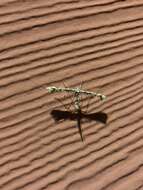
[46,86,57,93]
[100,94,106,101]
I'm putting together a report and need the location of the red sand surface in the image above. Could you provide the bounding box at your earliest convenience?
[0,0,143,190]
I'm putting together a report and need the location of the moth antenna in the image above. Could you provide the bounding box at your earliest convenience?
[63,81,68,89]
[79,81,84,90]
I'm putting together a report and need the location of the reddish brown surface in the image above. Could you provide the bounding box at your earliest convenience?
[0,0,143,190]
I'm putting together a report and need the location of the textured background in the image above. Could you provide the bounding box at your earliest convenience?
[0,0,143,190]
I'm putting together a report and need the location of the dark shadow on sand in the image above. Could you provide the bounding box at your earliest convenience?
[51,109,108,142]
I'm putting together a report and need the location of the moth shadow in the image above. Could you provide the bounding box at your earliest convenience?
[50,109,108,141]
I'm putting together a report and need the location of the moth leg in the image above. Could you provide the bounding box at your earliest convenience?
[84,95,93,114]
[63,81,80,112]
[78,81,84,111]
[68,93,77,111]
[62,82,72,111]
[54,96,68,111]
[84,88,101,113]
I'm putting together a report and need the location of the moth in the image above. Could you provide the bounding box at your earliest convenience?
[46,83,106,113]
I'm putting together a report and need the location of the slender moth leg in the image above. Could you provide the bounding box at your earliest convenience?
[78,81,84,111]
[54,96,68,111]
[84,95,93,114]
[63,82,75,111]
